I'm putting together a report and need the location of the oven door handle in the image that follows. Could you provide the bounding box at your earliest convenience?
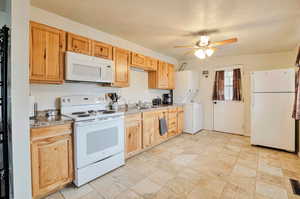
[75,116,124,127]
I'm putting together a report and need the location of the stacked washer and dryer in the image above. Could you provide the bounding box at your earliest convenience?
[173,71,203,134]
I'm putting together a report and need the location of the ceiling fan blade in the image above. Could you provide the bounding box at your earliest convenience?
[210,38,238,46]
[174,45,197,48]
[184,49,196,55]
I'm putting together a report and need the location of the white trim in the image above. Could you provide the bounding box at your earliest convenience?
[214,64,243,72]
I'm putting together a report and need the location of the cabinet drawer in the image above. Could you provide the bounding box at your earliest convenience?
[168,107,177,113]
[31,124,72,141]
[126,113,142,122]
[92,40,113,60]
[177,106,184,112]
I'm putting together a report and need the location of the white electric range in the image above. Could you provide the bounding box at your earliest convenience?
[60,95,125,187]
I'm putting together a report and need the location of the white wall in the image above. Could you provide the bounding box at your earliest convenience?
[11,0,31,198]
[29,6,177,110]
[0,11,8,26]
[182,51,296,136]
[0,0,9,26]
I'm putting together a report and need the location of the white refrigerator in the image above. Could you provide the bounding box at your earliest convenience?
[251,68,295,151]
[174,71,203,134]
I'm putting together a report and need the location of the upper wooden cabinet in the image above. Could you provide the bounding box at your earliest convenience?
[146,57,158,71]
[131,52,146,69]
[148,61,169,89]
[125,113,142,159]
[29,21,65,84]
[92,40,113,60]
[31,124,73,199]
[113,47,130,87]
[168,63,175,89]
[67,32,92,55]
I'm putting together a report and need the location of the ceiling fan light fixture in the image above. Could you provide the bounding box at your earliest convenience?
[200,35,209,46]
[194,49,206,59]
[205,48,214,57]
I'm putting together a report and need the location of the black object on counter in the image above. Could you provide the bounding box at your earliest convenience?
[152,97,162,106]
[162,90,173,105]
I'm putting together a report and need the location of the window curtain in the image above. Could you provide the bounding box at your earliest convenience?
[212,70,225,100]
[292,47,300,119]
[232,68,242,101]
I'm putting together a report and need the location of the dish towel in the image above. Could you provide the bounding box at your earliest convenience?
[159,118,168,136]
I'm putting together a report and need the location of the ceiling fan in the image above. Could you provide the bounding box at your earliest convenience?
[174,35,238,59]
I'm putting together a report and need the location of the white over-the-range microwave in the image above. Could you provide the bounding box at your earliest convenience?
[65,51,114,83]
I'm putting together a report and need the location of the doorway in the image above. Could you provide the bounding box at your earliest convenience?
[212,67,244,135]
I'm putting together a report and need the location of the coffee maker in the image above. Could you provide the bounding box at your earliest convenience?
[162,91,173,105]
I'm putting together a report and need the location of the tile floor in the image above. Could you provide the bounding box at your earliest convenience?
[47,130,300,199]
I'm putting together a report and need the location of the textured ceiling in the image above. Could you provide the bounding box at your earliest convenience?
[31,0,300,60]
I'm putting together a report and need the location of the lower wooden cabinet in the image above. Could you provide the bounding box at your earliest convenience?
[142,111,157,148]
[168,107,178,137]
[177,106,184,134]
[155,109,168,143]
[31,124,73,199]
[125,106,184,159]
[125,113,142,158]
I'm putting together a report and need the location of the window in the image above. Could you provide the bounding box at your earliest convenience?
[224,70,233,100]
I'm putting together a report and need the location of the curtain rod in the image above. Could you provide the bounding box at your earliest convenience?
[214,64,243,71]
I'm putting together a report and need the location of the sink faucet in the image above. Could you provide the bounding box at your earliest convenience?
[136,100,146,110]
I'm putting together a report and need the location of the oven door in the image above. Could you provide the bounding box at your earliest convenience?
[74,116,124,169]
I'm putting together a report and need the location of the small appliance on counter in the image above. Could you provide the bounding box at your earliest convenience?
[152,97,162,106]
[106,92,121,111]
[162,91,173,105]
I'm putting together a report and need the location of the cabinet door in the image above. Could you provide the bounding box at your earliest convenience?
[155,110,168,144]
[131,52,146,69]
[45,29,65,82]
[168,63,175,89]
[157,61,169,89]
[113,47,130,87]
[177,107,184,134]
[92,40,113,60]
[142,111,156,148]
[31,134,73,198]
[30,21,65,84]
[168,108,178,137]
[125,114,142,158]
[67,32,91,55]
[146,57,158,71]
